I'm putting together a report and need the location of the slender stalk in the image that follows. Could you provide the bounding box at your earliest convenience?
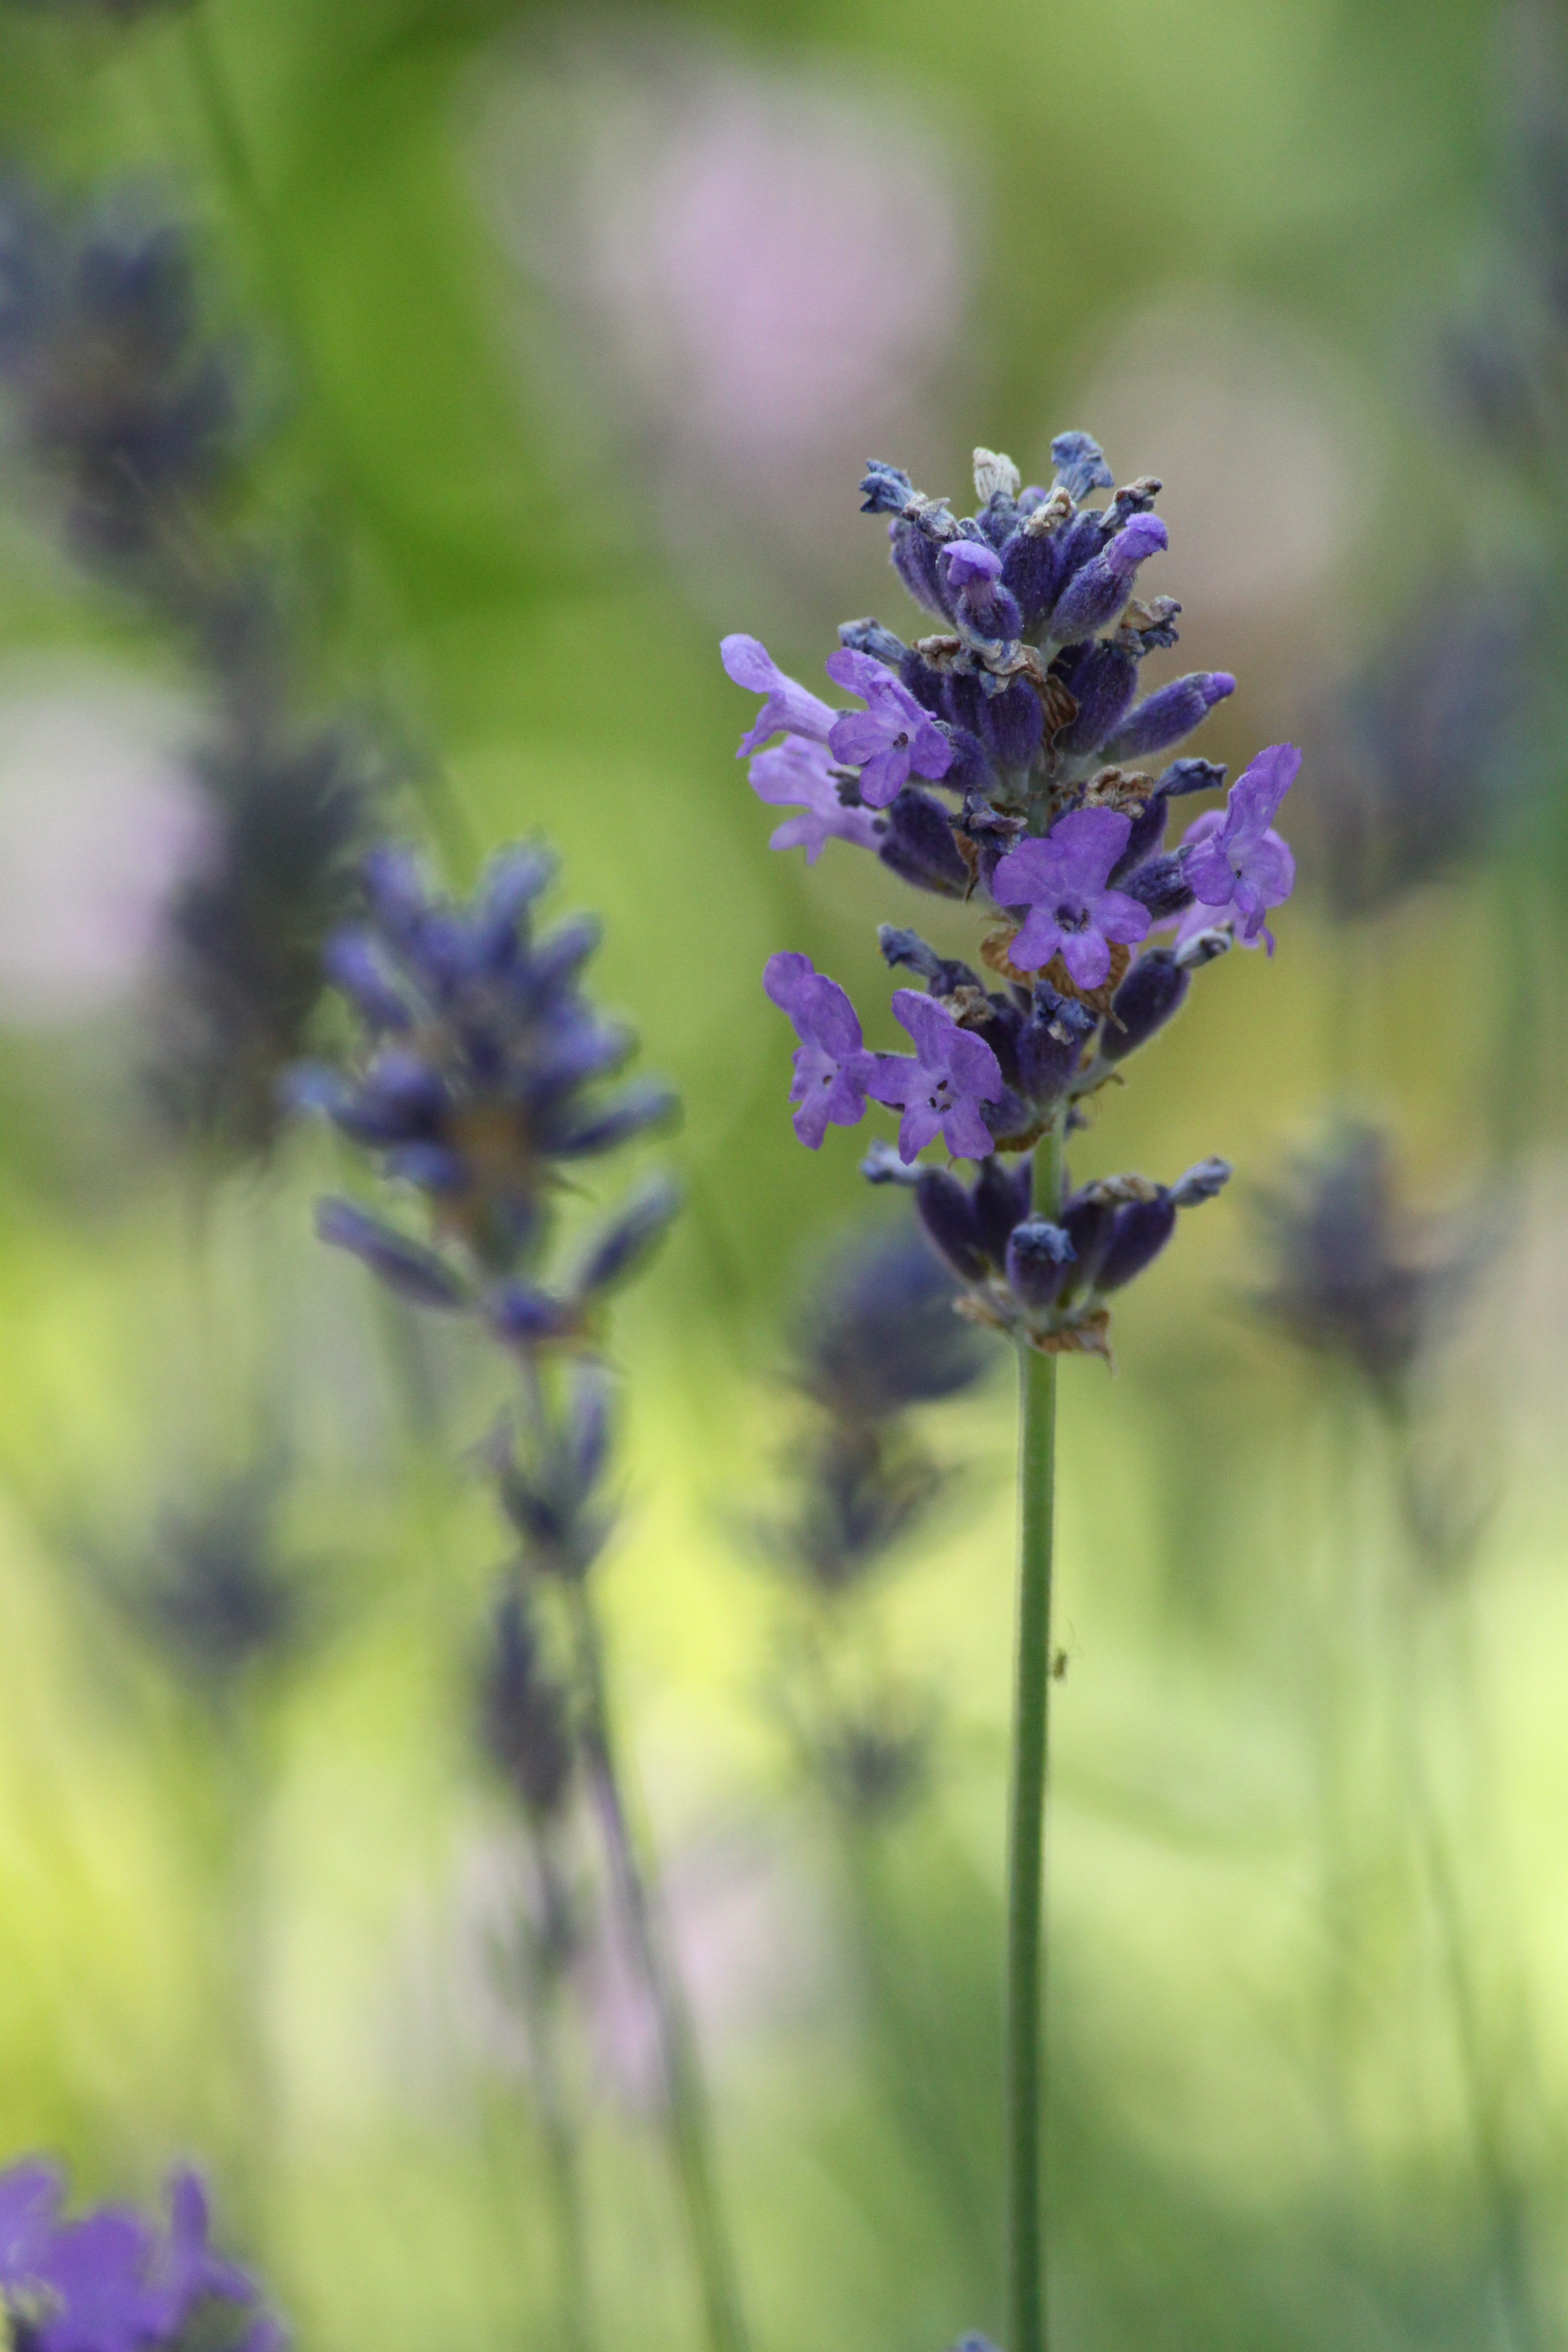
[514,1837,593,2352]
[563,1580,749,2352]
[1006,1114,1063,2352]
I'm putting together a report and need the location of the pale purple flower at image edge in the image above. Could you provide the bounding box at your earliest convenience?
[0,2160,283,2352]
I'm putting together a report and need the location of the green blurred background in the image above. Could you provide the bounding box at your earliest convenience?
[0,1,1564,2348]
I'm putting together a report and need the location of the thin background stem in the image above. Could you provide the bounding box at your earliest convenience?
[1006,1113,1064,2352]
[564,1578,750,2352]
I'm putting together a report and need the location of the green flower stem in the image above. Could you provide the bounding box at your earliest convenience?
[564,1579,751,2352]
[1007,1113,1064,2352]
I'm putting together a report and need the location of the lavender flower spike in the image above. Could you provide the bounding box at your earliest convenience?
[990,807,1152,987]
[1179,741,1300,950]
[721,634,835,756]
[824,647,953,808]
[747,736,880,864]
[764,951,877,1147]
[867,990,1004,1162]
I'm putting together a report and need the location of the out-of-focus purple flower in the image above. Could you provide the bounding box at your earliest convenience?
[746,735,880,863]
[721,634,834,755]
[1178,741,1299,949]
[823,647,952,808]
[0,2161,59,2288]
[990,808,1152,987]
[0,2163,276,2352]
[763,950,876,1147]
[867,989,1003,1162]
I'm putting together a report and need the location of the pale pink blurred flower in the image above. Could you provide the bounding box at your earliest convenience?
[476,22,973,615]
[0,665,209,1023]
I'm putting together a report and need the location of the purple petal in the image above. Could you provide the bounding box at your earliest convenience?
[942,1099,1000,1160]
[906,714,954,782]
[1008,909,1065,970]
[823,645,897,701]
[747,736,836,809]
[797,972,866,1058]
[1240,829,1295,906]
[943,540,1003,589]
[889,987,954,1066]
[1227,741,1301,840]
[1181,838,1237,909]
[0,2161,61,2286]
[1045,806,1133,893]
[721,634,835,755]
[762,950,815,1019]
[857,743,911,808]
[944,1026,1005,1098]
[1058,930,1111,990]
[1094,889,1154,947]
[828,709,891,766]
[897,1102,944,1161]
[865,1052,918,1108]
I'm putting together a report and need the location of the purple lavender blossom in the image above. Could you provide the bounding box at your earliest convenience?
[763,951,877,1147]
[823,648,953,808]
[989,809,1152,987]
[721,635,835,755]
[1177,742,1300,950]
[0,2161,58,2289]
[746,735,880,863]
[867,990,1004,1162]
[0,2163,277,2352]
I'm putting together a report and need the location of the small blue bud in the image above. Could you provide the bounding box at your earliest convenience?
[1170,1155,1232,1207]
[1049,430,1115,503]
[1006,1218,1076,1311]
[879,788,969,897]
[1119,853,1194,920]
[1097,1195,1177,1291]
[914,1167,989,1281]
[315,1198,469,1310]
[574,1174,683,1297]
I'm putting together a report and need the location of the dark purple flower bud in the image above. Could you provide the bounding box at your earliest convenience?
[890,516,952,617]
[1104,672,1235,763]
[1048,515,1169,645]
[1119,853,1195,920]
[979,677,1043,772]
[1157,756,1227,799]
[1050,431,1115,502]
[1170,1155,1232,1207]
[1109,787,1171,878]
[877,924,982,995]
[859,460,915,514]
[486,1280,578,1346]
[1053,639,1139,759]
[972,1152,1034,1262]
[1096,1194,1177,1292]
[549,1079,680,1157]
[1001,525,1073,635]
[315,1199,469,1310]
[323,929,413,1030]
[363,845,427,936]
[838,616,910,669]
[335,1049,447,1143]
[1057,1195,1117,1298]
[939,725,996,796]
[478,1583,575,1818]
[574,1174,683,1296]
[384,1141,469,1191]
[1006,1218,1076,1310]
[941,539,1024,644]
[469,858,554,978]
[1101,948,1188,1062]
[914,1166,989,1281]
[1017,985,1094,1100]
[879,787,969,897]
[526,914,602,998]
[898,648,950,716]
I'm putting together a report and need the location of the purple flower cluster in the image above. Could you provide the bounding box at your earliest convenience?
[0,2162,281,2352]
[294,842,681,1352]
[725,435,1303,1352]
